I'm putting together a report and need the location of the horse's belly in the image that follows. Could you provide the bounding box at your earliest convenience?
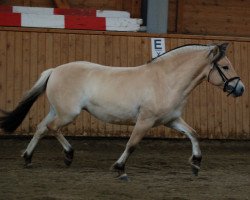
[85,103,138,125]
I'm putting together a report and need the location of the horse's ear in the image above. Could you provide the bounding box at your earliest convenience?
[219,43,229,54]
[209,43,229,63]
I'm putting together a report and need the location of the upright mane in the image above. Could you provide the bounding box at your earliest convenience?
[149,44,212,63]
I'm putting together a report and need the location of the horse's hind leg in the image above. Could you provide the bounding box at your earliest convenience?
[167,117,202,176]
[47,110,80,166]
[22,108,55,167]
[55,132,74,166]
[111,117,155,180]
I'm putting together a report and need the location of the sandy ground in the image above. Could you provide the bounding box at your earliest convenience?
[0,137,249,200]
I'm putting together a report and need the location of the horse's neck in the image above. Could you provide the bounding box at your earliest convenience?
[155,50,209,98]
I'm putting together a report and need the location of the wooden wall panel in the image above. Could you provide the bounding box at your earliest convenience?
[175,0,250,37]
[0,28,250,139]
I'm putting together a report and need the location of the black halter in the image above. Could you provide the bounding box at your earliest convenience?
[208,62,241,96]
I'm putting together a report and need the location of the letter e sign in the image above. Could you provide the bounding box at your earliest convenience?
[151,38,166,59]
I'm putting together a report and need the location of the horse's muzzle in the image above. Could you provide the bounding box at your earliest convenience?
[226,80,245,97]
[234,84,245,97]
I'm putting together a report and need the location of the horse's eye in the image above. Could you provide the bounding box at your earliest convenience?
[222,66,229,70]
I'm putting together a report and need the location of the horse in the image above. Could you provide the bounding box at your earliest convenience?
[0,43,245,180]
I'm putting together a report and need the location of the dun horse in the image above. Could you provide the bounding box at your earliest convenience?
[0,43,245,180]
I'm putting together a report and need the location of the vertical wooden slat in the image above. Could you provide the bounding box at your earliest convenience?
[127,37,135,67]
[246,43,250,139]
[214,84,223,139]
[0,31,7,135]
[29,32,38,133]
[134,37,142,66]
[206,80,215,138]
[241,42,249,138]
[247,43,250,139]
[6,32,15,113]
[53,33,61,66]
[60,34,69,65]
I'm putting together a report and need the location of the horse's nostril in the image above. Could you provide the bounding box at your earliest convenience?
[241,87,244,93]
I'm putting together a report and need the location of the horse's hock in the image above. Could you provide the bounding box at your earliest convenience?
[0,27,249,140]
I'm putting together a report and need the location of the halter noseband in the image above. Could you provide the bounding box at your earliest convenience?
[208,62,240,96]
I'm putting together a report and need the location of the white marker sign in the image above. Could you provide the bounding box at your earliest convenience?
[151,38,166,59]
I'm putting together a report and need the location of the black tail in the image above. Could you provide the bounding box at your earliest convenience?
[0,68,53,133]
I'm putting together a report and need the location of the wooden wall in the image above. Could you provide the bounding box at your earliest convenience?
[168,0,250,37]
[0,27,249,139]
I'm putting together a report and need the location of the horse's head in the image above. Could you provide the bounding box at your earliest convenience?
[207,43,245,97]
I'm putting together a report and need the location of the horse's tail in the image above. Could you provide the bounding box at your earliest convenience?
[0,68,53,133]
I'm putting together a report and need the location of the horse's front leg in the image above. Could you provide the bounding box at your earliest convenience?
[111,117,155,181]
[167,117,202,176]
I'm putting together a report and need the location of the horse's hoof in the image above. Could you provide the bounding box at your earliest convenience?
[191,165,199,176]
[110,162,125,174]
[22,152,33,168]
[189,155,202,176]
[117,173,130,182]
[111,162,129,180]
[64,148,74,166]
